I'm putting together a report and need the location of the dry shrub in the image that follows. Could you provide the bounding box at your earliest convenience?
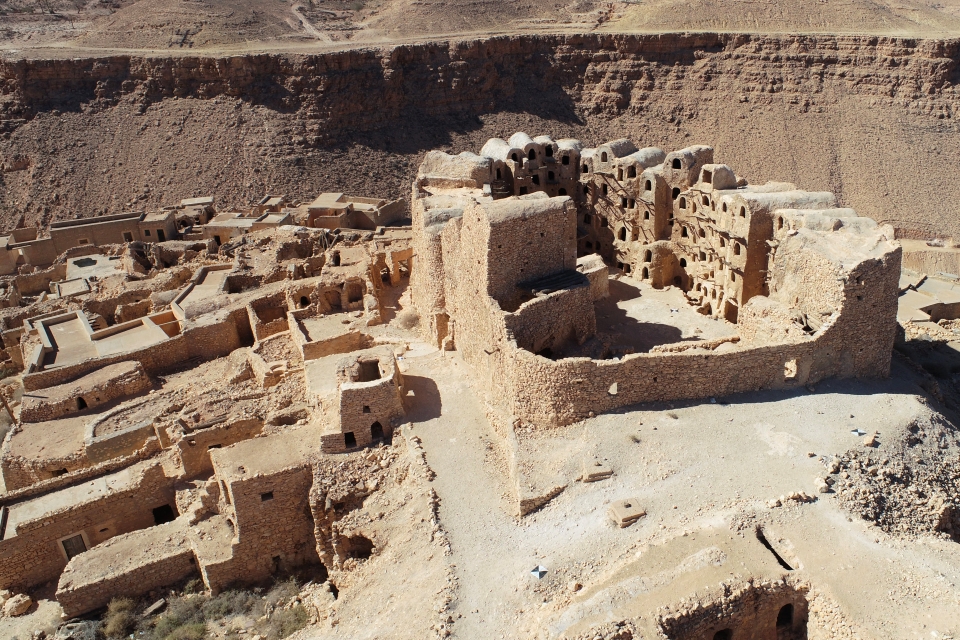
[103,597,137,639]
[259,604,309,640]
[144,597,206,640]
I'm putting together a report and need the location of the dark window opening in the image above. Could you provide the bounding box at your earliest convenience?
[261,491,274,502]
[601,152,608,162]
[545,146,553,157]
[585,241,593,250]
[52,468,68,477]
[778,217,784,230]
[330,251,341,267]
[602,184,608,196]
[157,229,166,242]
[681,227,689,237]
[558,188,567,196]
[777,604,794,628]
[381,267,391,284]
[583,185,590,195]
[600,217,608,227]
[617,168,624,180]
[644,211,650,220]
[76,397,87,410]
[61,534,87,560]
[584,214,592,225]
[618,227,627,241]
[345,535,374,560]
[511,153,518,162]
[363,405,370,413]
[740,206,746,218]
[153,504,176,525]
[644,250,652,262]
[734,243,741,255]
[357,360,382,382]
[528,149,536,160]
[344,432,357,448]
[722,202,728,213]
[532,175,540,185]
[642,267,649,279]
[628,199,635,208]
[519,187,528,195]
[122,232,133,242]
[144,229,151,236]
[300,296,310,308]
[680,258,687,267]
[713,630,732,640]
[213,235,222,246]
[548,171,555,181]
[645,179,652,191]
[628,166,637,178]
[582,164,589,173]
[702,195,710,206]
[562,155,569,165]
[496,168,502,180]
[621,197,628,208]
[371,422,384,440]
[679,197,687,209]
[672,158,682,169]
[672,187,680,200]
[699,228,706,238]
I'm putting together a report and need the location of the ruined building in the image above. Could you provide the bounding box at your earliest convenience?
[412,134,901,428]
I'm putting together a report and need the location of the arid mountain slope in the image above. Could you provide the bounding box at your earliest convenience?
[7,0,960,52]
[1,33,959,238]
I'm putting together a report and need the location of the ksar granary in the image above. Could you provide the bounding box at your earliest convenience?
[0,133,956,640]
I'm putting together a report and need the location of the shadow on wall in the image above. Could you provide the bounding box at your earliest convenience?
[401,375,442,423]
[593,279,685,354]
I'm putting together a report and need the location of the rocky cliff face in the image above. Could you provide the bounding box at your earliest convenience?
[2,33,960,236]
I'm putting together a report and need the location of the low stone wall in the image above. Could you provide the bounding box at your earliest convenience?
[85,420,157,464]
[0,439,160,505]
[23,309,246,391]
[176,418,263,478]
[20,361,152,422]
[56,522,196,618]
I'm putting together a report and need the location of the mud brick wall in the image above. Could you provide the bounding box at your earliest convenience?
[0,439,159,503]
[85,421,157,464]
[56,523,196,618]
[657,579,809,640]
[0,461,176,592]
[176,419,263,478]
[202,464,317,592]
[338,375,403,445]
[484,196,578,308]
[503,285,595,354]
[20,361,151,422]
[23,310,246,392]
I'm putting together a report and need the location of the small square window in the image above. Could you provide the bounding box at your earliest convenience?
[362,406,370,413]
[144,229,151,236]
[261,491,274,502]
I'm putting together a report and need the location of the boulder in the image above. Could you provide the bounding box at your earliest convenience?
[4,593,32,617]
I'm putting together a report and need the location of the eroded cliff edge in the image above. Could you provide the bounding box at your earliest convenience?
[2,33,960,237]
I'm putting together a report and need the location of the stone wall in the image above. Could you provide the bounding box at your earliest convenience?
[19,361,152,422]
[56,522,197,618]
[0,461,176,592]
